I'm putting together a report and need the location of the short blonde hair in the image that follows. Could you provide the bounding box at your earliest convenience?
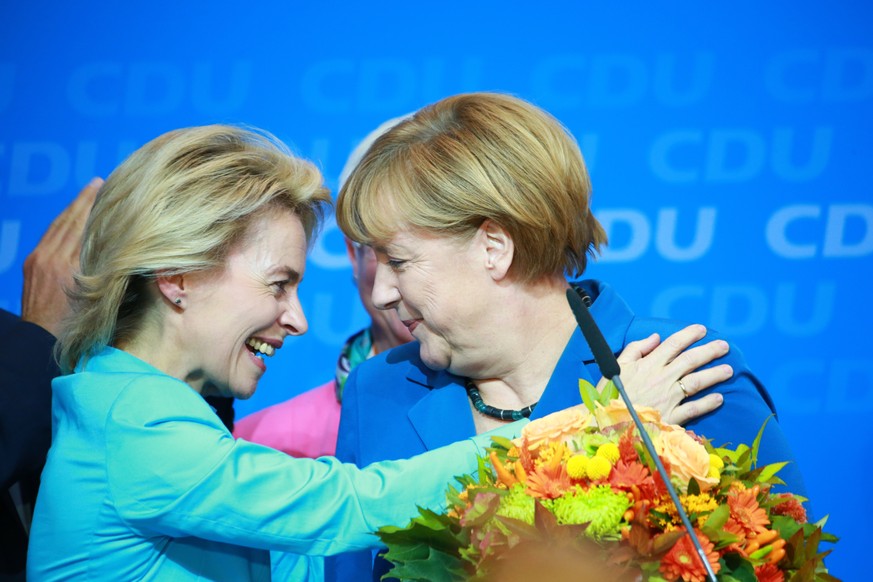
[57,125,331,373]
[336,92,606,283]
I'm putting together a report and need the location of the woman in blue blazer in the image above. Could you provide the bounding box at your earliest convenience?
[330,92,807,580]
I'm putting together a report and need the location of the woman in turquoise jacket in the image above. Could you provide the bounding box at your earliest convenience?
[26,125,520,581]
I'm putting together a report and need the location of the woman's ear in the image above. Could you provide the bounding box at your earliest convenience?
[156,272,187,308]
[480,220,514,281]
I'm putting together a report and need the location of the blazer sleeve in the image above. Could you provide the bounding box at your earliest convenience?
[0,309,58,489]
[105,376,522,556]
[683,336,808,497]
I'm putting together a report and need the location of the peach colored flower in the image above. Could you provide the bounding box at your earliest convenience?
[515,405,593,451]
[655,427,718,493]
[594,399,665,429]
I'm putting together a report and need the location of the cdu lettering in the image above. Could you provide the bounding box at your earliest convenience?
[123,63,185,116]
[301,58,484,114]
[190,61,251,113]
[9,142,70,197]
[772,281,835,336]
[765,48,873,103]
[769,357,873,413]
[597,207,716,262]
[709,285,768,336]
[356,59,416,112]
[650,127,832,183]
[766,204,873,258]
[650,282,836,337]
[6,141,137,197]
[67,61,251,116]
[531,52,714,109]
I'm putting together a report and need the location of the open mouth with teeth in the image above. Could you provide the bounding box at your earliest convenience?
[246,337,275,359]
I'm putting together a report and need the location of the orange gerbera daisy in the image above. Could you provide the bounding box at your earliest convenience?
[727,487,770,537]
[524,454,572,499]
[721,518,750,555]
[659,528,721,582]
[754,562,785,582]
[609,459,650,490]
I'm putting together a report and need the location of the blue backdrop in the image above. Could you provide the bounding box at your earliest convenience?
[1,2,868,578]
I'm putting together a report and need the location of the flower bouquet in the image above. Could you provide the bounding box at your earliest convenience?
[377,381,839,581]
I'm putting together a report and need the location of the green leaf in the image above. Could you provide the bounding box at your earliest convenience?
[599,378,619,403]
[755,461,788,483]
[579,378,599,413]
[721,553,757,582]
[749,415,774,468]
[381,546,467,582]
[488,435,515,452]
[700,504,730,539]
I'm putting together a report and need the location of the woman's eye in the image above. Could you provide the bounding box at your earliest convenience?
[386,259,406,270]
[272,280,289,294]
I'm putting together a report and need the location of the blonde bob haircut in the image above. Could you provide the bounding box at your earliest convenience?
[56,124,331,373]
[336,92,607,283]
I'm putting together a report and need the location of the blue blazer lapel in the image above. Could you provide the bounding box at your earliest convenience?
[403,363,477,451]
[533,329,595,419]
[408,383,476,451]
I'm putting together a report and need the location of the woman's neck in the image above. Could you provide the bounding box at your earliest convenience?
[467,277,576,427]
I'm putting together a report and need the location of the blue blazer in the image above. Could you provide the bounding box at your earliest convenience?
[330,280,806,581]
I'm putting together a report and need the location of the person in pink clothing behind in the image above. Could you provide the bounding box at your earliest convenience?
[233,117,413,457]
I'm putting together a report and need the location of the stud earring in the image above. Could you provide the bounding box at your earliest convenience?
[174,298,182,305]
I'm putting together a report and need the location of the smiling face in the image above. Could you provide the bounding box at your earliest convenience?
[370,227,496,377]
[177,209,309,399]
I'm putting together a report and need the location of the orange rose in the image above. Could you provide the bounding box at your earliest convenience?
[655,427,718,492]
[515,405,593,451]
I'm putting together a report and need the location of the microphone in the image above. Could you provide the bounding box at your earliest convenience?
[566,288,717,582]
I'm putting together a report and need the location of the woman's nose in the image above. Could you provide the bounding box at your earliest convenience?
[280,296,308,336]
[371,262,401,311]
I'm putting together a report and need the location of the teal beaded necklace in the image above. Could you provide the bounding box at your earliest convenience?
[465,381,536,421]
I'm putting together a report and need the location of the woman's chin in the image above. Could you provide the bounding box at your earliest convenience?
[418,346,451,373]
[232,384,259,400]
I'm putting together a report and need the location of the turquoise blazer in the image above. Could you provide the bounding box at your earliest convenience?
[330,279,807,581]
[27,347,518,581]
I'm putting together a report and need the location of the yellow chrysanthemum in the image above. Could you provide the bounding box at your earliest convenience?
[596,442,620,464]
[567,455,589,479]
[684,493,719,515]
[586,455,612,480]
[709,453,725,470]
